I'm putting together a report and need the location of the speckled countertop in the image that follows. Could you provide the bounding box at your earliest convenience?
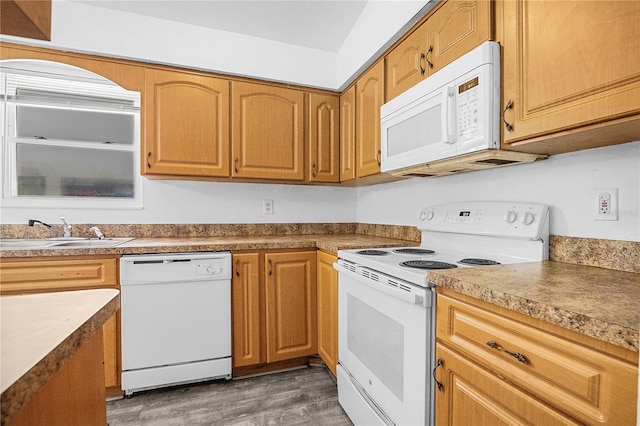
[0,289,120,424]
[428,261,640,352]
[0,234,418,258]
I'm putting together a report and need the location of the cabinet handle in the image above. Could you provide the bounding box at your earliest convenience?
[425,46,434,69]
[503,100,514,132]
[433,358,444,391]
[268,259,273,276]
[235,259,240,277]
[234,157,239,174]
[487,341,528,364]
[419,53,426,75]
[376,150,381,166]
[147,152,152,169]
[312,163,317,178]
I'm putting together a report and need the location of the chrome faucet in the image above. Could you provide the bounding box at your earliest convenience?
[60,217,72,238]
[89,226,105,240]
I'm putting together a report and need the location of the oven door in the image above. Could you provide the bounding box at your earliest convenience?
[337,264,435,426]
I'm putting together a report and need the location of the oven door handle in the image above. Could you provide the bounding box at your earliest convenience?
[336,264,429,307]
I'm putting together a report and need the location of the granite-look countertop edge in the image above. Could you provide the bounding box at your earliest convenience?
[0,234,418,258]
[428,262,640,352]
[0,289,120,424]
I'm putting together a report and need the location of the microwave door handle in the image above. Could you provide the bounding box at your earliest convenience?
[442,86,456,144]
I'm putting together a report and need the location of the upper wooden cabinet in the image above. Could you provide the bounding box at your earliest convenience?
[500,0,640,155]
[143,68,230,177]
[339,86,356,182]
[385,0,493,101]
[1,0,51,40]
[355,61,385,178]
[308,93,340,183]
[231,82,305,181]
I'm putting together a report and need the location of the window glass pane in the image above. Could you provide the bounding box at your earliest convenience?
[16,144,134,198]
[16,106,135,145]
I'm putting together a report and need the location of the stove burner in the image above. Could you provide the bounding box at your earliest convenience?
[459,258,501,266]
[356,249,390,256]
[393,248,436,255]
[400,260,458,270]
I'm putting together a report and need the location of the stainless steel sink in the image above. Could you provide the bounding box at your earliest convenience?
[0,237,134,249]
[56,238,134,247]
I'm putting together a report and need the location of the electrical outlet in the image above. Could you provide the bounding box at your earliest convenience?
[593,188,618,221]
[263,199,274,215]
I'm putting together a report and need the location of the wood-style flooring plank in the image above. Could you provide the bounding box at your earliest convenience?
[107,367,352,425]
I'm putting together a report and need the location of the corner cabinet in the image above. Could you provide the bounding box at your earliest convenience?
[355,61,385,178]
[499,0,640,155]
[316,251,338,375]
[231,250,317,375]
[0,256,122,397]
[308,93,340,183]
[143,68,230,177]
[434,291,639,425]
[385,0,493,101]
[231,82,305,181]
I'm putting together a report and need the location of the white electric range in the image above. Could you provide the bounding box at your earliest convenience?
[335,201,550,426]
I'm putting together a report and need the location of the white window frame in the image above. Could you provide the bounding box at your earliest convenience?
[0,59,143,209]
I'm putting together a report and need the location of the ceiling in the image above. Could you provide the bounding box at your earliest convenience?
[72,0,369,53]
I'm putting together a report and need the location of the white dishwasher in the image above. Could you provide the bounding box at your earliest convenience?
[120,251,232,395]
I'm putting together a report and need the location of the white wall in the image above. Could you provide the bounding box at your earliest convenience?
[0,180,357,225]
[0,1,430,90]
[357,142,640,241]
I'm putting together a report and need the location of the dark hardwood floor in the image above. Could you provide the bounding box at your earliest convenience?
[107,366,353,425]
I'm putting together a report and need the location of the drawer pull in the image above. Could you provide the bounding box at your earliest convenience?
[433,358,444,391]
[487,341,528,365]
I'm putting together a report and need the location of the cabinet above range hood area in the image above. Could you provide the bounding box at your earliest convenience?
[380,41,546,178]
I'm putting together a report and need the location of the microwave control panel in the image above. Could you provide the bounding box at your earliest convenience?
[457,76,482,141]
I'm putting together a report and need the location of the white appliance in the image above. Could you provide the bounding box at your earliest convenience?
[120,252,232,395]
[381,41,500,175]
[335,201,549,425]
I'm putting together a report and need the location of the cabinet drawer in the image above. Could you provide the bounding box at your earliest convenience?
[437,294,638,425]
[0,258,118,294]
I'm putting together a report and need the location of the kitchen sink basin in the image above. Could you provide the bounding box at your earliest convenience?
[0,237,134,249]
[56,238,134,247]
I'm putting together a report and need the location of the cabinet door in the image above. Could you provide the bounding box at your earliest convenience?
[308,93,339,183]
[232,82,305,180]
[426,0,493,74]
[264,251,317,363]
[316,251,338,376]
[435,344,580,426]
[355,61,384,178]
[385,23,429,101]
[501,1,640,152]
[231,253,262,368]
[339,86,356,182]
[0,257,121,395]
[143,68,230,177]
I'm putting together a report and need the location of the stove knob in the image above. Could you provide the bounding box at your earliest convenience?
[504,210,518,223]
[426,210,434,221]
[521,211,535,225]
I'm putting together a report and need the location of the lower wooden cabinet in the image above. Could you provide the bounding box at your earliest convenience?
[0,256,122,396]
[231,250,317,374]
[316,251,338,375]
[435,291,639,425]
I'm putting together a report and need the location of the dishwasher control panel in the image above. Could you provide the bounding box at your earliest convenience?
[120,252,231,284]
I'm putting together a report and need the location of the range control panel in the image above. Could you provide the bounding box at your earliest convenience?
[419,202,549,240]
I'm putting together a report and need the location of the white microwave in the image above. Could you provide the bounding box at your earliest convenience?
[381,41,501,174]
